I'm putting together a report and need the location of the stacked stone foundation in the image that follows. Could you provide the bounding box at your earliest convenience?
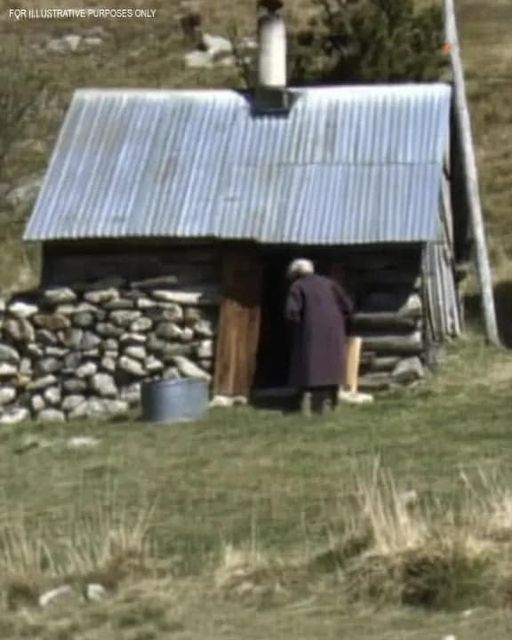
[0,277,219,423]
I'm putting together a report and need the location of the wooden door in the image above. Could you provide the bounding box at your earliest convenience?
[213,252,263,397]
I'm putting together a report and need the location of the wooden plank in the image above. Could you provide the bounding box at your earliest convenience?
[444,0,499,346]
[345,336,362,393]
[213,253,263,397]
[362,332,423,355]
[353,312,419,333]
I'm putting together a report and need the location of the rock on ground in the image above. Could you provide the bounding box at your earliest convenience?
[0,407,29,425]
[37,409,66,423]
[119,356,146,377]
[0,386,16,406]
[90,373,117,398]
[173,356,211,381]
[42,288,77,305]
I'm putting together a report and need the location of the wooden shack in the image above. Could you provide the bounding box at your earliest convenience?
[23,81,466,399]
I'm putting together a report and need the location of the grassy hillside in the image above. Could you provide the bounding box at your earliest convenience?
[0,0,511,300]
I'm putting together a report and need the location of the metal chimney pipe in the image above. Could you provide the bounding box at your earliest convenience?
[255,1,289,113]
[257,12,287,89]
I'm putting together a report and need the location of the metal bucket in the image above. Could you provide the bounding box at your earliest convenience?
[141,378,209,423]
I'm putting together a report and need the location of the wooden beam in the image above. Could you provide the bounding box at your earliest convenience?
[444,0,500,346]
[361,332,423,355]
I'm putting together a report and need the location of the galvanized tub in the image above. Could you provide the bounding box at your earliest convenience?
[141,378,209,423]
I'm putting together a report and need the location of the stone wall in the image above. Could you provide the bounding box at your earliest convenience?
[0,275,220,424]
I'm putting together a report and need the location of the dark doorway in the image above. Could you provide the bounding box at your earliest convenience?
[254,256,292,390]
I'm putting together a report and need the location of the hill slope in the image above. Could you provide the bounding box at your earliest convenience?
[0,0,510,299]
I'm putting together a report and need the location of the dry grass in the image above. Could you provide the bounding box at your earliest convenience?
[0,495,156,611]
[211,460,512,612]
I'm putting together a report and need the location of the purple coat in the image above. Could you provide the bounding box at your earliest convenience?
[285,274,353,388]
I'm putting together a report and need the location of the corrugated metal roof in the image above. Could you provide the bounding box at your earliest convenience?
[24,84,452,244]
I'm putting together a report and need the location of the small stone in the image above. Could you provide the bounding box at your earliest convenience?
[102,339,119,352]
[0,363,18,377]
[27,375,57,391]
[35,329,58,346]
[110,310,142,327]
[173,356,210,381]
[120,333,146,345]
[55,304,79,315]
[72,302,98,313]
[84,36,104,47]
[58,328,84,349]
[184,50,213,68]
[44,386,62,406]
[392,357,425,384]
[104,298,135,311]
[183,307,201,325]
[33,314,71,331]
[76,362,97,378]
[202,33,233,56]
[101,356,116,373]
[156,288,219,306]
[0,407,29,425]
[90,373,117,398]
[8,301,38,318]
[147,304,183,322]
[3,318,35,343]
[119,356,146,377]
[63,352,82,370]
[130,317,153,333]
[63,34,82,51]
[85,583,107,601]
[26,343,44,359]
[96,323,123,338]
[194,319,215,338]
[199,359,213,372]
[35,358,62,375]
[155,322,183,340]
[145,356,164,373]
[44,346,68,358]
[42,288,77,305]
[136,297,157,310]
[72,312,95,328]
[20,358,32,376]
[181,327,194,342]
[84,288,119,305]
[69,398,128,419]
[66,436,100,449]
[31,395,46,413]
[79,331,102,351]
[62,378,87,394]
[120,382,141,405]
[0,386,16,406]
[38,585,74,608]
[124,346,146,361]
[162,367,180,380]
[146,336,194,360]
[62,395,86,412]
[38,409,66,423]
[0,344,20,363]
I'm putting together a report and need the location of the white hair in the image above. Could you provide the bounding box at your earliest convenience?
[287,258,315,279]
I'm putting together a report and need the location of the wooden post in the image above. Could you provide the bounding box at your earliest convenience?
[345,336,362,393]
[443,0,500,346]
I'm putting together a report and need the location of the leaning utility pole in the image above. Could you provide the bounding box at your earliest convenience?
[443,0,500,346]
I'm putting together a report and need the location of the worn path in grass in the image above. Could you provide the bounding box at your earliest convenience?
[0,337,512,637]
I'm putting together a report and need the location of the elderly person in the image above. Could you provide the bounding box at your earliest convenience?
[285,259,353,416]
